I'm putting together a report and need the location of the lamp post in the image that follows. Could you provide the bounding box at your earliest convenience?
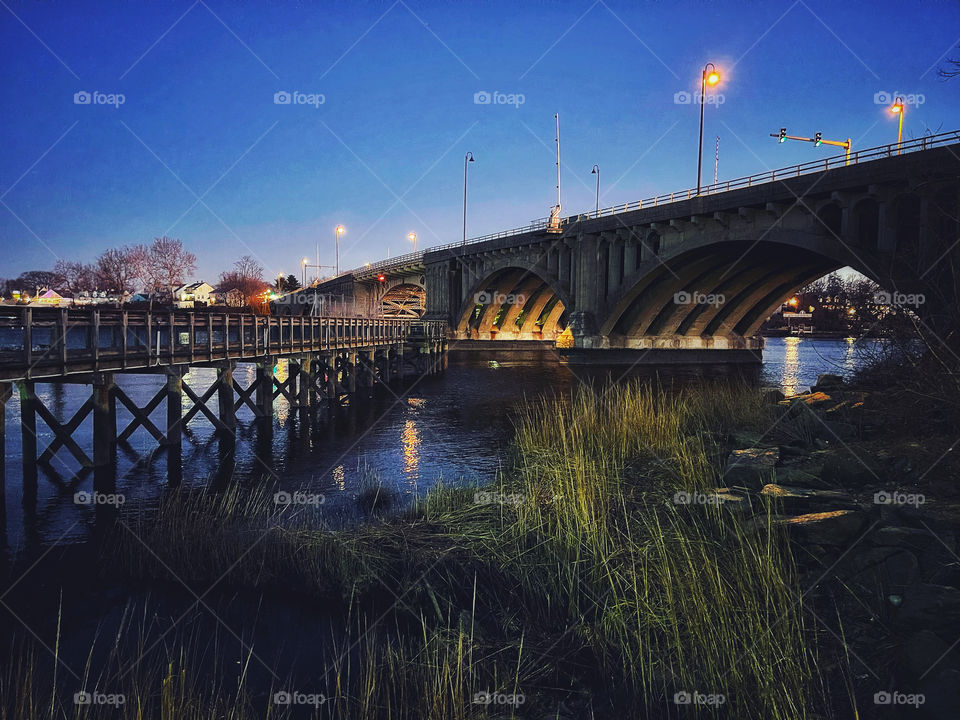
[697,62,721,196]
[591,165,600,215]
[335,224,345,275]
[302,257,308,288]
[462,152,474,246]
[408,232,417,253]
[890,97,904,155]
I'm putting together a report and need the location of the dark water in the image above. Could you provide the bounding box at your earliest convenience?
[0,337,881,553]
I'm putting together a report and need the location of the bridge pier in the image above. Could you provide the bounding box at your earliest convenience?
[216,363,236,434]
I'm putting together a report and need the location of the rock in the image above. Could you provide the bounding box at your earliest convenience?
[872,525,935,551]
[821,452,880,487]
[847,547,919,595]
[813,373,845,389]
[728,430,764,449]
[760,484,857,514]
[723,447,779,488]
[917,669,960,719]
[781,510,867,546]
[778,443,811,459]
[762,389,786,404]
[772,466,831,489]
[898,583,960,629]
[813,438,829,450]
[778,391,833,406]
[903,630,951,679]
[818,420,858,441]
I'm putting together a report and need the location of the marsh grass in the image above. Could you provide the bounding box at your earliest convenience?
[4,381,846,718]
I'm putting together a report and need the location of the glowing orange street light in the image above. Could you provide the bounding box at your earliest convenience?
[889,97,904,154]
[335,224,345,275]
[697,63,722,196]
[788,297,799,307]
[407,232,417,253]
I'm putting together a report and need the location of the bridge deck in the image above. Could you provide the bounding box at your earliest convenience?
[0,307,445,381]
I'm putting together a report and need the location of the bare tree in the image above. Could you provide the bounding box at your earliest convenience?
[94,247,139,294]
[219,255,268,307]
[52,260,96,296]
[146,236,196,300]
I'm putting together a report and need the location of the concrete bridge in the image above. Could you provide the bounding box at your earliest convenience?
[283,131,960,363]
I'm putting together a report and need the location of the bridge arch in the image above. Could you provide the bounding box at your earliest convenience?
[455,266,571,340]
[598,236,869,346]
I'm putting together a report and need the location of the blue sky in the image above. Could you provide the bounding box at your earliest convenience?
[1,0,958,284]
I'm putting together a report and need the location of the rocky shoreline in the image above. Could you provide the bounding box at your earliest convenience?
[699,374,960,717]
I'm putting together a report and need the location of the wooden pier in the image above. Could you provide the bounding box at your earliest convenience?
[0,307,447,486]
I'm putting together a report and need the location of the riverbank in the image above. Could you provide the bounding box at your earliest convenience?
[0,383,838,717]
[4,365,958,718]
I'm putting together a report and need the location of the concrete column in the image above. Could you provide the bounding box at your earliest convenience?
[624,236,637,276]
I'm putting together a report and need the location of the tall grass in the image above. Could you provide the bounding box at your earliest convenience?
[3,381,842,718]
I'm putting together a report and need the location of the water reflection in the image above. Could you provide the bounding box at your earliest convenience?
[781,337,801,396]
[403,398,424,485]
[843,337,857,375]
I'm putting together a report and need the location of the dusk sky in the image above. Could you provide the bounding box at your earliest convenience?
[1,0,958,284]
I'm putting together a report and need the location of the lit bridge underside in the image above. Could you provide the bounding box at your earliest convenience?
[281,132,960,363]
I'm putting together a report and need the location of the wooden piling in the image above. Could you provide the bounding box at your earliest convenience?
[217,362,236,433]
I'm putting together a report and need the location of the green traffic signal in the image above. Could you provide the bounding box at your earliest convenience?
[814,132,822,147]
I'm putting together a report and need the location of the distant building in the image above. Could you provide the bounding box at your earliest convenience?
[213,287,245,307]
[172,282,214,308]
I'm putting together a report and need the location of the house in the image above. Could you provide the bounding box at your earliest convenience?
[172,282,215,308]
[35,289,71,307]
[213,287,245,307]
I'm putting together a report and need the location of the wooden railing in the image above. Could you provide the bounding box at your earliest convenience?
[0,307,446,381]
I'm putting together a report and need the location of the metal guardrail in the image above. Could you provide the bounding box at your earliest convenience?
[0,307,446,381]
[337,130,960,278]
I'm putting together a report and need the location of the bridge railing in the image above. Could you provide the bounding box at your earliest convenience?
[338,129,960,276]
[0,307,446,380]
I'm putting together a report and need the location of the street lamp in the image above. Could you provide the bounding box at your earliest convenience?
[462,152,474,246]
[407,232,417,253]
[890,97,904,155]
[302,257,309,288]
[335,224,345,275]
[591,165,600,215]
[697,62,721,196]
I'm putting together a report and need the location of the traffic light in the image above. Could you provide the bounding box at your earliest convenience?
[778,128,787,143]
[814,132,822,147]
[377,273,386,282]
